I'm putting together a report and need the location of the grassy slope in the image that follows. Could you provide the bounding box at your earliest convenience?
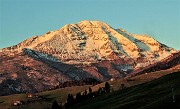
[70,71,180,109]
[90,65,180,92]
[0,85,91,109]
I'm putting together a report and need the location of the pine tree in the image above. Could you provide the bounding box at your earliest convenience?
[84,89,87,96]
[65,94,74,108]
[52,100,61,109]
[105,82,110,93]
[75,92,82,103]
[89,87,92,93]
[121,83,125,90]
[67,94,74,104]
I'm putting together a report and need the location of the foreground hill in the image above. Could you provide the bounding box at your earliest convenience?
[70,71,180,109]
[0,67,179,109]
[0,20,179,95]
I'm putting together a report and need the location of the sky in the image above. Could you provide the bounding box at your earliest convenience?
[0,0,180,50]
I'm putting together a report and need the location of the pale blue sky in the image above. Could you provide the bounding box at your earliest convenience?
[0,0,180,49]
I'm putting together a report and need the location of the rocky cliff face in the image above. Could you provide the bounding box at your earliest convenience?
[0,20,178,95]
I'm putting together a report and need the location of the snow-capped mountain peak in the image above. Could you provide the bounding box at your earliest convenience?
[0,20,174,65]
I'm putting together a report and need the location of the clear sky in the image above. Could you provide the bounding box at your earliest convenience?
[0,0,179,49]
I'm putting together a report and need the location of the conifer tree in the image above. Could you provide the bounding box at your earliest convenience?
[52,100,61,109]
[105,82,110,93]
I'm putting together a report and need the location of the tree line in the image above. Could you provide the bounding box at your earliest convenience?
[52,82,112,109]
[49,77,101,91]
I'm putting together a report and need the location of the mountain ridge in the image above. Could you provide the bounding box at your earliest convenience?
[0,20,175,64]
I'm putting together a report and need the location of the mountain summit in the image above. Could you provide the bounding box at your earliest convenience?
[0,20,178,94]
[0,20,174,65]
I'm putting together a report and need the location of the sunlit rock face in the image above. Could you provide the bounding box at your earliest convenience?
[0,20,174,64]
[0,20,178,95]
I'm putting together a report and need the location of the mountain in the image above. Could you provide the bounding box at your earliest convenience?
[0,20,179,95]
